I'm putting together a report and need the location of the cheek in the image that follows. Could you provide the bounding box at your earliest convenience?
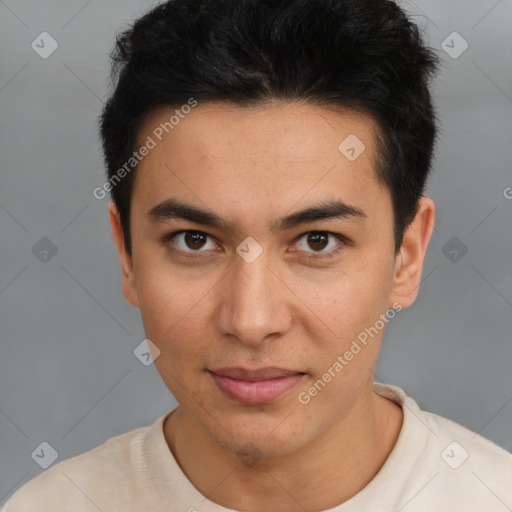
[308,265,390,335]
[137,274,176,339]
[135,270,215,403]
[303,259,393,374]
[135,263,218,360]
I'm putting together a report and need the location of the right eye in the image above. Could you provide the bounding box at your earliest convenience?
[163,230,220,256]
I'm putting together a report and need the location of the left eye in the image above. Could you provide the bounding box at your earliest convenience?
[294,231,342,254]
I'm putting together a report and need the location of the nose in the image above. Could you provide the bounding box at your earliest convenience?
[216,248,293,348]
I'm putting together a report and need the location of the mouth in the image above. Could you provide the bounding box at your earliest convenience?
[208,367,306,405]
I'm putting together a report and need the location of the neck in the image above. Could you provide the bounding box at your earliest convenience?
[164,381,403,512]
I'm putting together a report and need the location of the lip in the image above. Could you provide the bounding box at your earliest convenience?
[210,366,302,381]
[209,367,305,405]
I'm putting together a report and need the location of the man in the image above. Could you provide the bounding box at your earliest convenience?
[4,0,511,510]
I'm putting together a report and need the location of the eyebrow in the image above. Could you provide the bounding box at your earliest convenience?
[146,198,367,233]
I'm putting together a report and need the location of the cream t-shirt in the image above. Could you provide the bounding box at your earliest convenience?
[3,382,512,511]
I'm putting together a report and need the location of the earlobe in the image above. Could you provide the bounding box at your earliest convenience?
[108,201,139,308]
[389,197,435,309]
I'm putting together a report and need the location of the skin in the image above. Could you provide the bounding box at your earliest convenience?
[109,99,435,511]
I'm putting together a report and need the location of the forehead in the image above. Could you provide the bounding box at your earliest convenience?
[132,101,390,228]
[137,100,378,162]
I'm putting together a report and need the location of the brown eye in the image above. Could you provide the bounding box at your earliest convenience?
[306,232,329,251]
[169,230,218,252]
[293,231,345,258]
[184,231,207,250]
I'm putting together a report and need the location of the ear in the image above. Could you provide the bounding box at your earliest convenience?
[389,196,435,309]
[108,201,139,308]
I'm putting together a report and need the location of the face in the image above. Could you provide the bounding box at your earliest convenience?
[109,100,433,459]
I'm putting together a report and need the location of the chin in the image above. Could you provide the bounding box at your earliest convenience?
[206,417,312,461]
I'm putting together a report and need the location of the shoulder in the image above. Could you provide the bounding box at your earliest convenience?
[376,383,512,510]
[380,382,512,474]
[2,424,151,512]
[423,408,512,468]
[412,405,512,509]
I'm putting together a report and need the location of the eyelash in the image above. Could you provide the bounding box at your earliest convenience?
[161,230,347,260]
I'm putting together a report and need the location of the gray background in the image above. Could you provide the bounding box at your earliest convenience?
[1,0,511,504]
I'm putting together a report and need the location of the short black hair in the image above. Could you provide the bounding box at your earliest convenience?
[99,0,441,256]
